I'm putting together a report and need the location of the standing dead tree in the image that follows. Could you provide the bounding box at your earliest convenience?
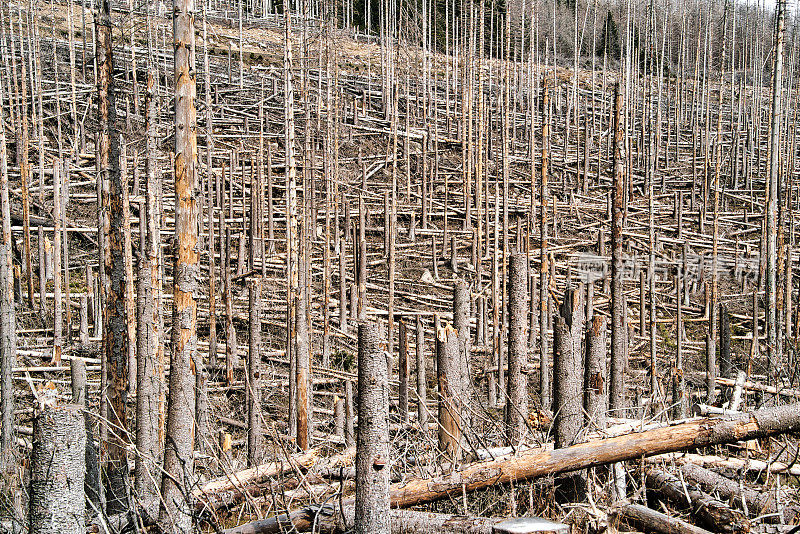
[585,314,606,430]
[0,72,15,462]
[609,82,626,416]
[765,0,786,379]
[248,277,263,466]
[134,70,163,522]
[159,0,199,528]
[355,321,390,534]
[96,0,129,513]
[540,82,552,411]
[437,320,463,464]
[554,285,585,448]
[506,253,529,443]
[29,403,86,534]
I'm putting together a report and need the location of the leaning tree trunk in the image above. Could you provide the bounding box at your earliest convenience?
[29,404,86,534]
[159,0,199,529]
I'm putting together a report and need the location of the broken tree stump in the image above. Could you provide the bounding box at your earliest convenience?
[437,321,463,463]
[553,284,584,448]
[506,253,529,443]
[29,403,86,534]
[355,321,390,534]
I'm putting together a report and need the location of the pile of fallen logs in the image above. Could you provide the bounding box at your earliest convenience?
[6,1,800,534]
[205,400,800,534]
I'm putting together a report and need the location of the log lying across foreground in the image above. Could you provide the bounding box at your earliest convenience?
[225,506,570,534]
[223,402,800,534]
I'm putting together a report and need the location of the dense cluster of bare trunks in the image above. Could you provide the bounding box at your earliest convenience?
[0,0,800,533]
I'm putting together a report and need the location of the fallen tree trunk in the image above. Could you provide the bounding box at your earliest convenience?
[644,468,749,534]
[647,452,800,477]
[679,463,800,523]
[196,448,356,513]
[388,402,800,508]
[715,377,800,400]
[223,506,564,534]
[613,504,713,534]
[194,449,319,512]
[223,402,800,534]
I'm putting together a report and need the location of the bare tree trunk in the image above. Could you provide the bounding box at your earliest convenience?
[357,196,367,319]
[506,253,528,443]
[19,61,33,310]
[554,285,585,448]
[719,304,731,379]
[135,70,164,521]
[345,378,355,446]
[674,268,688,419]
[224,228,237,384]
[204,6,218,376]
[159,0,199,527]
[398,318,409,424]
[339,226,347,334]
[38,228,46,319]
[284,8,299,441]
[614,504,712,534]
[0,73,15,460]
[416,315,427,427]
[29,404,86,534]
[539,83,551,410]
[53,162,62,366]
[296,230,311,451]
[680,462,798,522]
[437,321,463,464]
[453,280,471,432]
[248,277,263,466]
[609,82,627,416]
[355,321,390,534]
[96,0,129,513]
[135,254,159,521]
[644,468,749,534]
[765,0,785,380]
[585,315,606,430]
